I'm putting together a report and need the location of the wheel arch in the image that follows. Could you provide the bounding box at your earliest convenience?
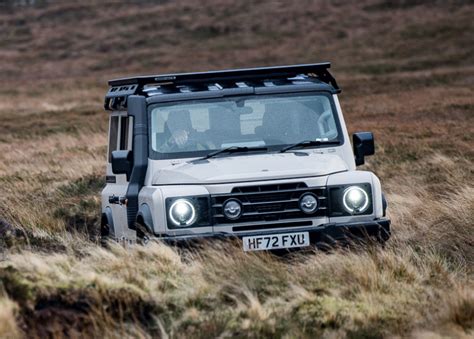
[136,203,154,234]
[101,206,115,237]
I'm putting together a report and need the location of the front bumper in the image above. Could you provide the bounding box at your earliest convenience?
[154,218,391,247]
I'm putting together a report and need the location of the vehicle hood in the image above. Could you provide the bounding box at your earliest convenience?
[152,153,348,185]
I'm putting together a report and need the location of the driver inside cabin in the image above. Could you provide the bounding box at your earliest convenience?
[158,109,210,152]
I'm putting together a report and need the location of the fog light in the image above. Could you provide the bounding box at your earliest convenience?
[169,199,197,226]
[342,186,369,214]
[299,193,318,214]
[223,199,242,220]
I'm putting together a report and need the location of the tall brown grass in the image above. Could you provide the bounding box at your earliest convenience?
[0,296,19,338]
[0,0,473,337]
[0,192,472,338]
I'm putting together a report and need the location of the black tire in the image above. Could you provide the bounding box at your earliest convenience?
[382,193,388,217]
[100,223,116,247]
[135,221,152,246]
[377,226,391,245]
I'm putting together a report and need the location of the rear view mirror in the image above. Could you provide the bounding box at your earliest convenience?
[237,106,254,115]
[111,150,133,180]
[353,132,375,166]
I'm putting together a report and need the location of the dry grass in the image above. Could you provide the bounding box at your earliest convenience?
[0,0,473,337]
[0,296,19,339]
[0,226,472,337]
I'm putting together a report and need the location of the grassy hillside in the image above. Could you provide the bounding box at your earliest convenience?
[0,0,473,337]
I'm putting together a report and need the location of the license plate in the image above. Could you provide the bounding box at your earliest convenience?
[242,232,310,251]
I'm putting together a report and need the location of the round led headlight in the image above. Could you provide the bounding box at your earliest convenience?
[169,199,197,226]
[223,199,242,220]
[299,193,318,214]
[342,186,369,214]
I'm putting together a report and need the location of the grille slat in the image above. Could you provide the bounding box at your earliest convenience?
[212,182,327,225]
[242,208,302,216]
[211,186,318,197]
[213,198,300,208]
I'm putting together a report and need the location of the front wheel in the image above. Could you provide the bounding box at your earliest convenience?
[135,221,153,246]
[100,223,116,247]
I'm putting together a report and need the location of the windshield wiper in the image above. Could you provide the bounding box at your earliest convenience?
[279,140,340,153]
[196,146,268,161]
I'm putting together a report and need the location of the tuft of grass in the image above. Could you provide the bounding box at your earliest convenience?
[53,175,104,239]
[0,296,19,339]
[0,238,472,337]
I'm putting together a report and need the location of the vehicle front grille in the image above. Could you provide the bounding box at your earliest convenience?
[211,182,327,225]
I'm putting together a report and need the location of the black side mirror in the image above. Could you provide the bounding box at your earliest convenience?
[353,132,375,166]
[111,150,133,180]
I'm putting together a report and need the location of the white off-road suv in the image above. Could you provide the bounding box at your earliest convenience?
[101,63,390,251]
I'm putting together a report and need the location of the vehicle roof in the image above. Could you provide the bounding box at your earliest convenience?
[104,63,340,111]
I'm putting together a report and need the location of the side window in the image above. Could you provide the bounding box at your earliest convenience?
[108,115,132,163]
[108,116,119,163]
[119,116,131,150]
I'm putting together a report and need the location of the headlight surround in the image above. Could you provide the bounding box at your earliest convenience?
[166,196,211,228]
[342,186,370,214]
[328,183,373,216]
[169,199,197,226]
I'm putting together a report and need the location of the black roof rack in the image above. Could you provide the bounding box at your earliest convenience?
[105,63,340,110]
[108,62,339,90]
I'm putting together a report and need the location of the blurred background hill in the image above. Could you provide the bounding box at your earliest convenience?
[0,1,473,338]
[1,0,473,81]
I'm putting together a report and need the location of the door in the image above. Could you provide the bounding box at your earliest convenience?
[102,112,136,241]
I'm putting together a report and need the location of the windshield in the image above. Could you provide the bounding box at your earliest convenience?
[149,92,342,159]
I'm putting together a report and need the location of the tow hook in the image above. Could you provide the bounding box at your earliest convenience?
[109,195,127,206]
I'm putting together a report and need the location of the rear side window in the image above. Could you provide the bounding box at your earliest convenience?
[119,116,131,150]
[108,115,132,162]
[108,116,119,162]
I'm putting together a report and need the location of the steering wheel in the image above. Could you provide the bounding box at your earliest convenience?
[165,133,212,152]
